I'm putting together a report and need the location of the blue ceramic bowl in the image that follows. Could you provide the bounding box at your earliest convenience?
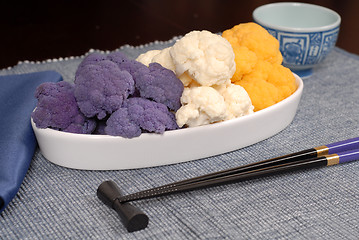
[253,2,341,78]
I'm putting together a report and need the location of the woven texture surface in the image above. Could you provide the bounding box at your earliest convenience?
[0,38,359,239]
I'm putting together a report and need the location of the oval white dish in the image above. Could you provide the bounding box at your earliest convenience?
[31,74,303,170]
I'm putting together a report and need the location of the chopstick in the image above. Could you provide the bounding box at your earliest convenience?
[118,137,359,203]
[97,137,359,232]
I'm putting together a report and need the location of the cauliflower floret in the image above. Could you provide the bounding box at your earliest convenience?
[222,22,296,111]
[31,81,96,134]
[222,22,282,67]
[238,61,297,111]
[175,86,228,127]
[230,46,258,81]
[74,59,135,120]
[214,83,254,120]
[151,47,176,71]
[75,51,185,120]
[108,51,184,111]
[106,51,149,80]
[170,30,236,86]
[176,83,254,127]
[137,48,176,71]
[178,72,195,87]
[105,97,178,138]
[133,62,184,111]
[137,47,195,87]
[104,108,141,138]
[136,50,161,66]
[76,52,107,75]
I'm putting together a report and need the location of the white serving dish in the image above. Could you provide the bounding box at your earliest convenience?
[31,74,303,170]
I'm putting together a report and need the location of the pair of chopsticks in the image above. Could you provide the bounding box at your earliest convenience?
[117,136,359,203]
[97,136,359,232]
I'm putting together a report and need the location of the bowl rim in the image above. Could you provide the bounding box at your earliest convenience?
[253,2,341,33]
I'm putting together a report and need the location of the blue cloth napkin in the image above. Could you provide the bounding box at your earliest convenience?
[0,71,63,213]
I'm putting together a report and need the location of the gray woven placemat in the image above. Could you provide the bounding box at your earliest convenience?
[0,38,359,239]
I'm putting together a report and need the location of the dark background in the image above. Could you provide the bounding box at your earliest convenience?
[1,0,358,69]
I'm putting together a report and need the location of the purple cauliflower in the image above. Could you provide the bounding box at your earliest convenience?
[31,81,96,134]
[33,51,185,138]
[107,51,149,78]
[104,108,142,138]
[108,52,184,110]
[74,58,135,120]
[104,97,179,138]
[76,52,107,77]
[134,62,184,111]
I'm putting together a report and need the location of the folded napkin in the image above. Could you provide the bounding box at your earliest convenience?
[0,71,63,213]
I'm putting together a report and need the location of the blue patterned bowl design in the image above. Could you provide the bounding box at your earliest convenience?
[265,26,339,70]
[253,2,341,77]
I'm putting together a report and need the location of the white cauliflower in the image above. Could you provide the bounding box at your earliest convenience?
[170,30,236,86]
[137,47,175,71]
[136,50,161,66]
[175,86,228,127]
[136,30,254,129]
[136,31,236,87]
[151,47,175,71]
[214,83,254,120]
[137,47,195,87]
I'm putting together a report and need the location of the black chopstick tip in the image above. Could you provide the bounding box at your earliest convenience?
[97,180,149,232]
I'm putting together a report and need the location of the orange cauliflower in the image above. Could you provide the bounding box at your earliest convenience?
[239,61,296,111]
[222,22,297,111]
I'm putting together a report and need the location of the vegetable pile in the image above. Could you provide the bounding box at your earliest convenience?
[32,22,297,138]
[136,30,254,127]
[32,52,183,138]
